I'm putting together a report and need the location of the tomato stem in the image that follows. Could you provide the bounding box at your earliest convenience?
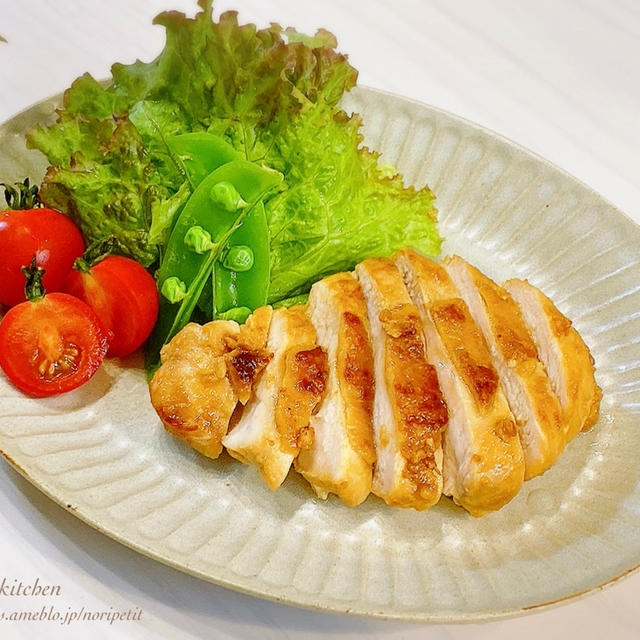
[72,257,91,273]
[74,235,129,271]
[1,178,40,210]
[22,256,46,301]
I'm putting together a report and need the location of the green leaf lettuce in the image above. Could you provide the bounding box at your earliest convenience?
[27,0,440,300]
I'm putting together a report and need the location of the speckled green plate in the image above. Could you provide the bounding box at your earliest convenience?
[0,87,639,622]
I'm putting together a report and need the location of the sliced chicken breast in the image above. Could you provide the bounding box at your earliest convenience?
[223,306,327,489]
[504,279,601,440]
[149,320,241,459]
[395,249,524,515]
[225,306,274,405]
[150,310,274,459]
[445,256,564,480]
[355,258,448,510]
[275,341,328,455]
[295,272,376,506]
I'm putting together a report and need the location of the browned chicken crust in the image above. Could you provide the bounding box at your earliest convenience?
[149,310,273,459]
[149,249,600,517]
[445,256,565,480]
[149,321,241,459]
[296,272,376,506]
[332,275,376,467]
[225,306,274,404]
[381,303,449,494]
[356,258,448,510]
[223,305,326,489]
[396,249,525,515]
[276,336,328,454]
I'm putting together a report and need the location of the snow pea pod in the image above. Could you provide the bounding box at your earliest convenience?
[164,132,270,317]
[213,197,270,315]
[166,132,240,187]
[146,160,282,365]
[146,134,240,256]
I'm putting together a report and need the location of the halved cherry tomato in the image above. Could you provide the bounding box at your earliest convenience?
[0,207,85,307]
[64,255,159,358]
[0,292,109,397]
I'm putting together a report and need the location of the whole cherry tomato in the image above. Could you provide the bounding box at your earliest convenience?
[0,180,84,307]
[64,255,159,358]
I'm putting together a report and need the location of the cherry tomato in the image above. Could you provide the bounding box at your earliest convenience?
[0,293,109,397]
[64,256,159,358]
[0,208,85,307]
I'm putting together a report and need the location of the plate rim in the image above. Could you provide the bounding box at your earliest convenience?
[1,441,638,624]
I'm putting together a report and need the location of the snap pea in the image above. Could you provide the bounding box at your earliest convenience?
[162,132,273,319]
[148,134,240,257]
[213,197,270,315]
[167,135,272,315]
[223,246,254,271]
[146,160,282,365]
[166,132,240,187]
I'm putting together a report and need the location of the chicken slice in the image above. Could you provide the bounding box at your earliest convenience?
[275,343,328,455]
[149,320,241,459]
[223,306,327,489]
[295,273,376,506]
[445,256,564,479]
[395,249,524,515]
[225,306,274,405]
[504,279,601,440]
[355,258,448,510]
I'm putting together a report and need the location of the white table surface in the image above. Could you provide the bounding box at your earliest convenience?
[1,1,639,638]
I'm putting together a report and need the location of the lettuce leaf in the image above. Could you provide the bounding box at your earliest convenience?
[264,105,439,301]
[27,0,440,298]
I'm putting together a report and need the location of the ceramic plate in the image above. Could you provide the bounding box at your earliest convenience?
[1,86,639,622]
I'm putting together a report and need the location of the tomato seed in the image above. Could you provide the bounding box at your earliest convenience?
[36,343,81,382]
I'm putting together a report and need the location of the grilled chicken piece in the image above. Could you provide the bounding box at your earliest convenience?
[445,256,564,479]
[150,308,273,459]
[355,258,448,510]
[504,279,601,440]
[223,306,327,489]
[226,306,274,405]
[395,249,524,515]
[149,321,241,459]
[295,273,376,506]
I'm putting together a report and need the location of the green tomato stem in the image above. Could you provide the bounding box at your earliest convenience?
[1,178,40,210]
[77,235,129,269]
[22,256,46,302]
